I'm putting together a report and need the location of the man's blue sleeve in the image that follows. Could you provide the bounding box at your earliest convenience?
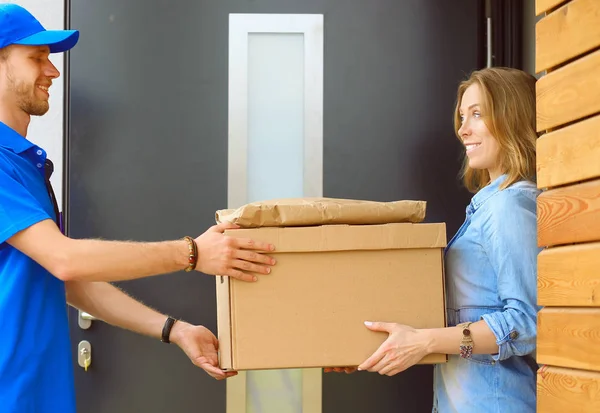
[0,164,51,245]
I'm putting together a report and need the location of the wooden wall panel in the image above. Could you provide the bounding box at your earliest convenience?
[538,243,600,307]
[537,114,600,189]
[538,308,600,371]
[536,49,600,131]
[537,179,600,247]
[536,0,600,409]
[536,0,600,72]
[536,0,569,16]
[538,366,600,412]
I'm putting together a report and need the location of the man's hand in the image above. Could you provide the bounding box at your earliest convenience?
[357,322,432,376]
[170,321,237,380]
[195,222,276,282]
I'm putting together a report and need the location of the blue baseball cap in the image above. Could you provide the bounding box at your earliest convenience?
[0,3,79,53]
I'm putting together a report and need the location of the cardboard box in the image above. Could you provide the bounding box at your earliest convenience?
[216,223,448,371]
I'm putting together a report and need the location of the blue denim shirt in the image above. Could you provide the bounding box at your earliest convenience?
[433,175,541,413]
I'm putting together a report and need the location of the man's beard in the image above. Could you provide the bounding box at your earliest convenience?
[6,67,49,116]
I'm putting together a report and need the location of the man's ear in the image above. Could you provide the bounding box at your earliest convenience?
[0,47,11,80]
[0,44,15,62]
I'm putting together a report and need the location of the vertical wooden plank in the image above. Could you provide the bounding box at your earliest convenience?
[227,373,248,413]
[302,369,322,413]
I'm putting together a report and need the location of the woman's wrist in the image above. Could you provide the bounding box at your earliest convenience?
[419,328,437,355]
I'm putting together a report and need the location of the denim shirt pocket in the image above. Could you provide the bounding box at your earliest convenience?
[455,306,503,366]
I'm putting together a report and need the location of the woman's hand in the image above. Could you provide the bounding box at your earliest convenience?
[323,367,358,374]
[358,321,432,376]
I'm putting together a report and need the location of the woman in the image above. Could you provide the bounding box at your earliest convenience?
[330,67,541,412]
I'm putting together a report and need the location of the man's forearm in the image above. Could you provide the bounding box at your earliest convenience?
[8,219,191,282]
[10,219,276,284]
[66,280,183,341]
[57,237,189,282]
[67,280,234,380]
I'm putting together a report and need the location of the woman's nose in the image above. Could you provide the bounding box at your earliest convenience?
[458,120,470,137]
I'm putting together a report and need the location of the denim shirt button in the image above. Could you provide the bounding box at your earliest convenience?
[509,331,519,340]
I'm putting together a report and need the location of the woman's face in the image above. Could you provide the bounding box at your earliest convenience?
[457,84,502,181]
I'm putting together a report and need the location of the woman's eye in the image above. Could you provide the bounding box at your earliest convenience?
[473,111,481,118]
[459,115,465,123]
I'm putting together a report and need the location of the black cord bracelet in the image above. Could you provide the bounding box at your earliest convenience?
[161,316,177,344]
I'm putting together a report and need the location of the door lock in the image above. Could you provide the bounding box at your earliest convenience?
[78,340,92,371]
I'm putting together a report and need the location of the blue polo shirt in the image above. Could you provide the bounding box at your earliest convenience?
[0,122,75,412]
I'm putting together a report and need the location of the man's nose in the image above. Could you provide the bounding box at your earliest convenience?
[44,59,60,79]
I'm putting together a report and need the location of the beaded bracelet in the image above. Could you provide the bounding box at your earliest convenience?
[458,322,474,359]
[183,236,198,272]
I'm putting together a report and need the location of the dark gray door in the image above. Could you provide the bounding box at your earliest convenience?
[67,1,479,412]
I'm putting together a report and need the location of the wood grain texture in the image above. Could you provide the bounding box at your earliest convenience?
[536,0,600,72]
[537,179,600,247]
[537,114,600,188]
[536,0,570,15]
[538,366,600,412]
[538,243,600,306]
[536,49,600,131]
[538,308,600,371]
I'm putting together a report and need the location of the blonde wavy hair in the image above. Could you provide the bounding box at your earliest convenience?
[454,67,538,193]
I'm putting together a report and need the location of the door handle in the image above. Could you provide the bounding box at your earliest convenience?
[78,310,97,330]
